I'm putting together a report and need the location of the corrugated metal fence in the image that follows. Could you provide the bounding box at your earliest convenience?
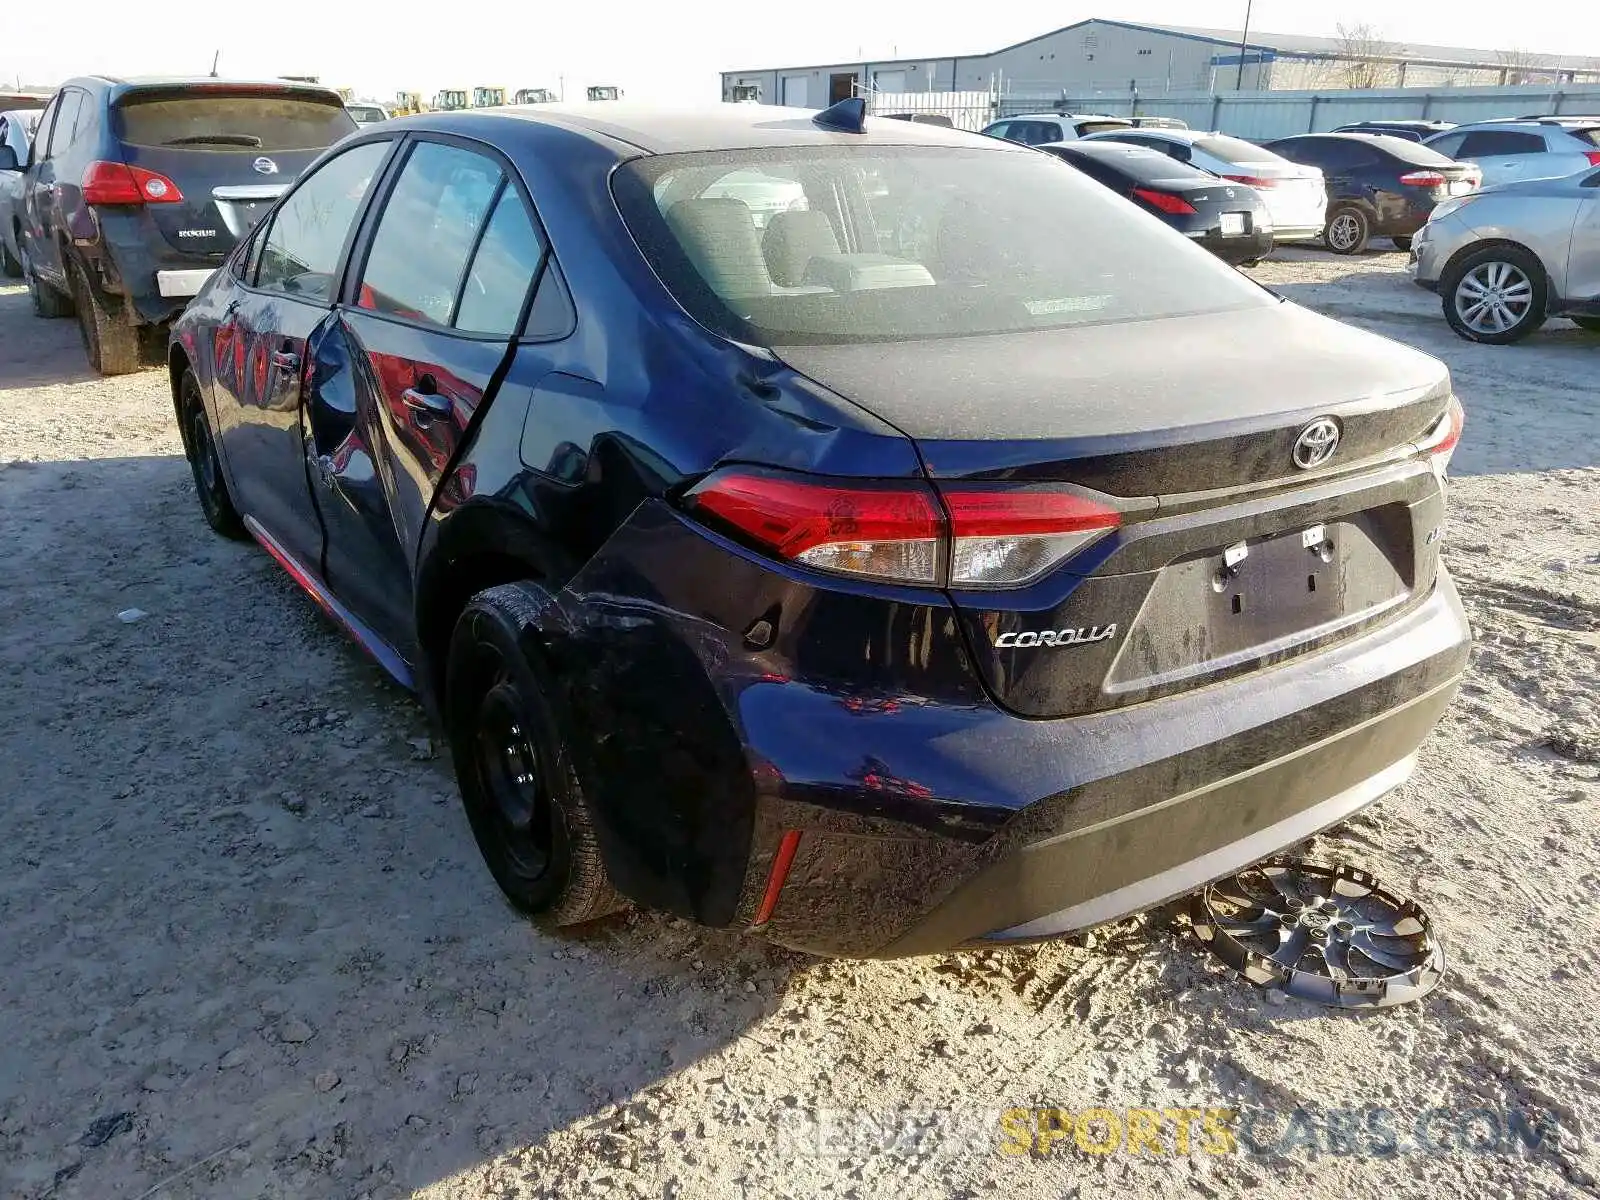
[997,84,1600,141]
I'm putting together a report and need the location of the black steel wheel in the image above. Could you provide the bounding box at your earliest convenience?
[181,368,246,539]
[445,583,623,927]
[1191,860,1444,1007]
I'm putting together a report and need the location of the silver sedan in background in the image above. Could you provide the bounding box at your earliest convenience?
[1413,166,1600,343]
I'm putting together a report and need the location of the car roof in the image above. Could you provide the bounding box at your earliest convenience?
[408,103,1019,155]
[1083,127,1208,143]
[60,75,345,102]
[1000,112,1129,122]
[1442,118,1598,133]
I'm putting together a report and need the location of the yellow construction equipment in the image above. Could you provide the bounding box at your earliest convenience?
[587,85,622,101]
[473,87,507,108]
[393,91,423,116]
[513,87,558,105]
[432,89,469,112]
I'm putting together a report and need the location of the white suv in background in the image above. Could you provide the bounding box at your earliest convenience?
[1081,128,1328,242]
[1424,118,1600,187]
[980,113,1132,145]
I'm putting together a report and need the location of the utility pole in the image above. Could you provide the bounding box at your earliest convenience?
[210,50,221,78]
[1235,0,1253,90]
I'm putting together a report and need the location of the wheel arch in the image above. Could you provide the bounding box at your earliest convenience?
[1439,237,1550,303]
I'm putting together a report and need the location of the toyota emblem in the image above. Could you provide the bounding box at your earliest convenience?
[1292,417,1341,470]
[252,156,280,175]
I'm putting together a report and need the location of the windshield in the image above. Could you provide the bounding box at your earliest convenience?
[115,92,356,151]
[614,145,1270,347]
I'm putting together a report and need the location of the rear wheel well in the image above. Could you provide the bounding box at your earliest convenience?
[417,549,548,707]
[168,344,192,444]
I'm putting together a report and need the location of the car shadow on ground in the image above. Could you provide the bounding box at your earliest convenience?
[0,450,816,1198]
[0,284,100,387]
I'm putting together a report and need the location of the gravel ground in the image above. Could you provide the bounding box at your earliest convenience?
[0,246,1596,1200]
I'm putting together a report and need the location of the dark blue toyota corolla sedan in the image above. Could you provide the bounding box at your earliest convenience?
[168,101,1470,957]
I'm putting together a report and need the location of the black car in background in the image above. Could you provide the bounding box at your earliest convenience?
[1331,120,1456,143]
[1264,133,1480,254]
[1041,140,1273,264]
[0,76,354,374]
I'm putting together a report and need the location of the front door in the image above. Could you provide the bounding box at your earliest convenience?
[208,138,393,567]
[308,138,550,652]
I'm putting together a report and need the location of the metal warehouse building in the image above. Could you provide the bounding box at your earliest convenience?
[722,17,1600,106]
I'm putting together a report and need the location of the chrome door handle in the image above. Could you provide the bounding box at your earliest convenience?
[402,387,452,420]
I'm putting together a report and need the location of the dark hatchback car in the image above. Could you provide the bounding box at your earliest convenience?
[170,102,1470,957]
[0,76,354,374]
[1264,133,1480,254]
[1040,140,1273,264]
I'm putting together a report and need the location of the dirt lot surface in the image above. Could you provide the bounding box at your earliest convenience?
[1,247,1597,1200]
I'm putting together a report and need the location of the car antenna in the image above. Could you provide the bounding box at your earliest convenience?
[210,50,221,78]
[812,96,868,134]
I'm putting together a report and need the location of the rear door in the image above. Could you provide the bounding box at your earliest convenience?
[21,89,79,285]
[1452,129,1547,186]
[1566,171,1600,302]
[210,138,394,568]
[111,87,357,263]
[309,136,554,650]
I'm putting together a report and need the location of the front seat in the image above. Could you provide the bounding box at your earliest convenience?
[664,198,773,299]
[761,209,840,287]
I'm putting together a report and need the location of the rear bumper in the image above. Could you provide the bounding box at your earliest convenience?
[752,569,1469,957]
[157,268,216,298]
[1189,227,1274,262]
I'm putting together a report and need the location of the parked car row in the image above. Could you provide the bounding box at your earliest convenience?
[0,75,356,372]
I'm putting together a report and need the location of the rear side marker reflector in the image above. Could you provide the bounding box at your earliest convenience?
[684,470,1122,589]
[752,830,803,927]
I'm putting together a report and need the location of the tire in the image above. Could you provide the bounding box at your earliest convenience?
[67,257,141,375]
[22,245,74,318]
[445,583,625,928]
[1390,235,1412,252]
[1571,316,1600,333]
[1324,205,1371,255]
[1441,245,1548,345]
[0,234,21,278]
[179,368,247,539]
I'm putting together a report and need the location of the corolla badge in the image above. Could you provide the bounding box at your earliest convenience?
[252,156,280,175]
[1292,417,1341,470]
[995,624,1117,649]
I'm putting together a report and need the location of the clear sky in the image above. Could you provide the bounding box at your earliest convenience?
[4,1,1596,103]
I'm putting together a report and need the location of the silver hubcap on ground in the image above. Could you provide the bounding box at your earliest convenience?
[1328,213,1362,250]
[1455,261,1533,334]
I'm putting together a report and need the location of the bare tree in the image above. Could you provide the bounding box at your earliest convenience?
[1335,22,1398,89]
[1497,48,1556,86]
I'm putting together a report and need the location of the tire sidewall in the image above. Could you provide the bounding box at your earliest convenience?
[1442,246,1548,345]
[445,596,579,915]
[181,369,241,535]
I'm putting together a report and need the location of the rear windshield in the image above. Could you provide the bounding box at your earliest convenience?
[1058,145,1217,186]
[1573,127,1600,147]
[1195,135,1278,163]
[1379,138,1461,166]
[114,92,356,151]
[614,145,1271,347]
[1073,119,1132,136]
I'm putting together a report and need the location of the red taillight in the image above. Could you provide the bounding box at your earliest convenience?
[1585,151,1600,167]
[81,161,183,206]
[1131,186,1197,214]
[1223,174,1278,189]
[684,470,1122,589]
[1398,170,1448,188]
[1418,397,1465,476]
[686,472,942,584]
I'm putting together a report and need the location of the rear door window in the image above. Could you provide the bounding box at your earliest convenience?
[355,141,503,327]
[45,91,81,159]
[454,187,547,335]
[113,92,356,152]
[254,140,389,299]
[1457,131,1546,157]
[1425,133,1466,157]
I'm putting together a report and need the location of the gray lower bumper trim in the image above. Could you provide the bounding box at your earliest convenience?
[983,752,1418,940]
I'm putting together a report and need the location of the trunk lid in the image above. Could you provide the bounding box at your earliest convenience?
[773,303,1455,718]
[111,86,355,259]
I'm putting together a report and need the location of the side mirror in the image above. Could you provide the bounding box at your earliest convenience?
[0,145,20,172]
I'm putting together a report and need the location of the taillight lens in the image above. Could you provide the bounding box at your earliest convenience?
[685,471,942,584]
[1223,174,1278,189]
[82,161,183,206]
[683,470,1121,589]
[1585,151,1600,167]
[1398,170,1447,188]
[941,488,1121,587]
[1131,186,1197,214]
[1418,397,1465,476]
